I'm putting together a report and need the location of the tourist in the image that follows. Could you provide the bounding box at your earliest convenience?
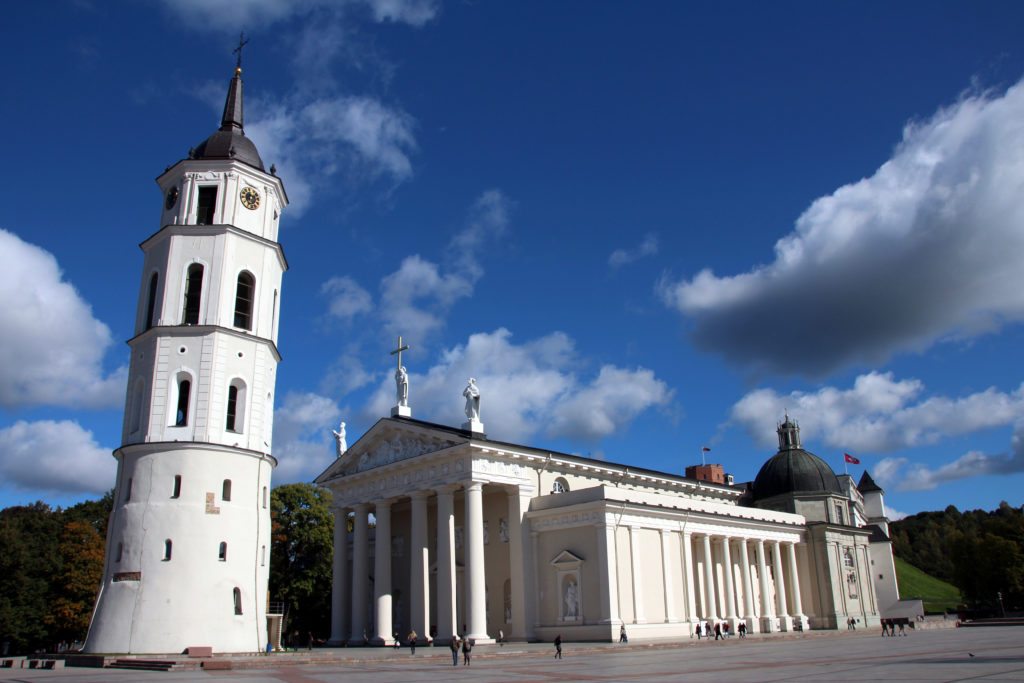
[619,624,628,643]
[449,636,460,666]
[462,636,473,665]
[407,630,417,654]
[898,621,906,636]
[498,629,505,646]
[714,621,723,640]
[554,633,563,659]
[696,622,702,639]
[738,622,747,638]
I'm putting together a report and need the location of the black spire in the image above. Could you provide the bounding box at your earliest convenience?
[219,67,245,132]
[191,46,264,171]
[858,470,883,493]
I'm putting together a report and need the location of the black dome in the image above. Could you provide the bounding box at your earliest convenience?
[191,67,264,171]
[751,448,843,501]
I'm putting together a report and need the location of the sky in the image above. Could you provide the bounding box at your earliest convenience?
[1,1,1024,520]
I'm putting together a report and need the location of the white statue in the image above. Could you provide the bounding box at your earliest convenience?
[565,580,578,619]
[395,365,409,407]
[483,520,490,545]
[499,517,509,543]
[463,378,481,420]
[331,421,347,458]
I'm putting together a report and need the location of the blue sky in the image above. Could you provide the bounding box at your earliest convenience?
[2,1,1023,519]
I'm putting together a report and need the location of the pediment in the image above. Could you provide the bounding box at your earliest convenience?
[315,418,464,483]
[550,550,585,566]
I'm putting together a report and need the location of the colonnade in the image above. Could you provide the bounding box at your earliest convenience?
[329,481,528,646]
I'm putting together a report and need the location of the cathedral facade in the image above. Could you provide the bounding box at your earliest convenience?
[316,413,897,644]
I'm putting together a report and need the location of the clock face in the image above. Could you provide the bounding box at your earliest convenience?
[240,186,260,210]
[165,186,179,210]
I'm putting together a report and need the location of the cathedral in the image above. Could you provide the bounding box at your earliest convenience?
[315,395,901,645]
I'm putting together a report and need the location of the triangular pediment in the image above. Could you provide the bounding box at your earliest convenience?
[550,550,585,566]
[315,417,466,484]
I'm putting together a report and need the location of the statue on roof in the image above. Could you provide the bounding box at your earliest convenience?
[331,421,347,458]
[463,378,481,420]
[396,366,409,407]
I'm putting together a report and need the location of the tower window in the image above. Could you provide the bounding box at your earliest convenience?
[233,587,243,615]
[262,486,268,509]
[219,542,227,561]
[197,186,217,225]
[175,378,191,426]
[226,384,239,432]
[222,479,232,502]
[163,539,173,561]
[145,272,159,330]
[261,545,266,566]
[182,264,204,325]
[233,272,255,330]
[172,475,182,499]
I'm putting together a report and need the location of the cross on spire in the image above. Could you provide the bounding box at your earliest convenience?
[390,336,410,369]
[233,32,250,71]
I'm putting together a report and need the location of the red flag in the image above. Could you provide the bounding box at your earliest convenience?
[702,446,712,452]
[844,453,860,465]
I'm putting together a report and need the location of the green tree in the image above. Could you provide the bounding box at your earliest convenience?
[45,520,106,645]
[0,503,62,654]
[269,483,334,643]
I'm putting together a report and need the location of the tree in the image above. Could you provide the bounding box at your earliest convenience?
[269,483,334,643]
[0,503,62,654]
[45,520,105,645]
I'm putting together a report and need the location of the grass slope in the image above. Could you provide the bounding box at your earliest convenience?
[895,556,961,613]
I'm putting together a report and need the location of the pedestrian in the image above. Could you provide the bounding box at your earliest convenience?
[407,630,417,655]
[696,622,702,640]
[462,637,473,665]
[714,622,723,640]
[498,629,505,646]
[898,621,906,637]
[881,618,888,637]
[307,631,314,650]
[738,621,746,638]
[554,634,562,659]
[449,636,459,666]
[723,622,730,638]
[619,624,628,643]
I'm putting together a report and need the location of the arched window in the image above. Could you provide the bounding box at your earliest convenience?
[271,289,278,337]
[145,272,159,330]
[233,272,255,330]
[182,264,204,325]
[233,587,243,615]
[219,542,227,561]
[225,379,246,433]
[261,545,266,566]
[222,479,232,502]
[552,477,569,494]
[175,378,191,426]
[172,474,182,499]
[163,539,173,561]
[262,486,268,509]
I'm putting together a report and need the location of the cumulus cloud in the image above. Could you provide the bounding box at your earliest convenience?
[660,79,1024,376]
[272,391,342,483]
[322,276,374,322]
[609,233,658,269]
[0,229,126,409]
[0,420,114,495]
[160,0,437,31]
[731,372,1024,453]
[874,422,1024,491]
[364,328,671,442]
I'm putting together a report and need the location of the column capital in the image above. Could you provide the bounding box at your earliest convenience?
[409,490,430,501]
[465,480,485,493]
[353,502,370,514]
[373,497,395,509]
[434,483,461,495]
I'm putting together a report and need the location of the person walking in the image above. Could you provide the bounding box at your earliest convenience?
[881,618,889,636]
[554,634,563,659]
[407,630,417,655]
[738,621,746,638]
[898,621,906,636]
[462,637,473,665]
[449,636,460,666]
[714,622,723,641]
[619,624,628,643]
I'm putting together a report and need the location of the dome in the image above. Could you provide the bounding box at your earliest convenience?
[191,67,265,171]
[750,417,843,501]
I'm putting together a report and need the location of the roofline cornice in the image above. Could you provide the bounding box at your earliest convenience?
[139,223,289,271]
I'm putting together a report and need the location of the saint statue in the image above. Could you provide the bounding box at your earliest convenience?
[499,517,509,543]
[395,365,409,407]
[331,421,347,458]
[463,378,481,420]
[565,580,578,619]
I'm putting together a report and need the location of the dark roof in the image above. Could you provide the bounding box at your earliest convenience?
[858,470,883,493]
[751,447,843,501]
[191,67,265,171]
[863,523,890,543]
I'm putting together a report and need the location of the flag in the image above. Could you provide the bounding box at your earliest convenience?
[702,446,712,452]
[844,453,860,465]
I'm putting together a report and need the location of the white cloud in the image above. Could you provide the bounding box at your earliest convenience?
[884,504,909,521]
[609,233,658,268]
[366,0,438,26]
[0,229,126,409]
[322,276,373,322]
[364,328,671,443]
[660,79,1024,376]
[271,391,342,484]
[731,372,1024,453]
[160,0,437,31]
[0,420,113,495]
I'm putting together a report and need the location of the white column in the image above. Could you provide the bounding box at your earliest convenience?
[772,540,791,630]
[435,487,457,640]
[661,530,677,622]
[531,531,541,630]
[702,534,719,620]
[508,488,534,640]
[464,482,489,641]
[597,522,620,625]
[629,526,646,623]
[681,531,697,627]
[409,492,429,642]
[329,506,349,645]
[738,539,756,632]
[787,542,806,629]
[350,503,369,644]
[373,499,393,645]
[756,539,774,632]
[721,537,738,624]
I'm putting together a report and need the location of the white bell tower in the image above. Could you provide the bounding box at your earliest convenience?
[84,58,288,654]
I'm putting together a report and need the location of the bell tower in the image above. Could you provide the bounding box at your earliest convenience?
[84,58,288,654]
